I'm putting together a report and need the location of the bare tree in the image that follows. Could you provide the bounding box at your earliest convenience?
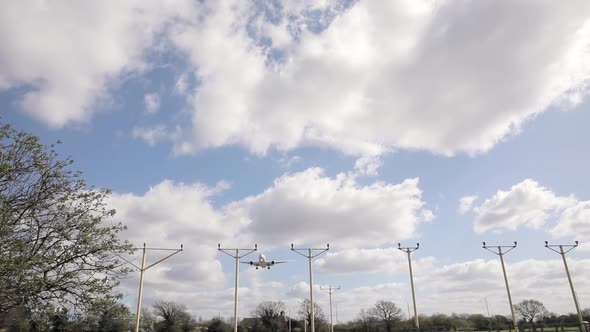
[140,307,157,332]
[153,301,195,332]
[356,308,377,332]
[368,300,402,332]
[514,299,548,324]
[253,301,286,332]
[298,299,326,331]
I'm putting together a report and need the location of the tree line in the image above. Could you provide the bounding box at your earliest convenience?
[4,296,590,332]
[223,299,590,332]
[2,298,207,332]
[336,299,590,332]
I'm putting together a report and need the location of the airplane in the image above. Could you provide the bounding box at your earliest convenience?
[241,254,288,269]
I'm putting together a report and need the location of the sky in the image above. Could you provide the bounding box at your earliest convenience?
[1,0,590,324]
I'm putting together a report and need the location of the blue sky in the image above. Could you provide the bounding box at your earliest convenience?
[2,0,590,323]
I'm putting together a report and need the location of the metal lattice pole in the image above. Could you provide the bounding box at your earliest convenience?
[320,285,341,332]
[483,241,517,331]
[398,243,420,329]
[545,241,585,332]
[291,244,330,332]
[218,244,258,332]
[117,243,183,332]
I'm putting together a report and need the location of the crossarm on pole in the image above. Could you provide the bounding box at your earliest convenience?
[144,245,183,271]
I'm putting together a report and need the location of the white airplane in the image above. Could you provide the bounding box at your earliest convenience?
[241,254,287,269]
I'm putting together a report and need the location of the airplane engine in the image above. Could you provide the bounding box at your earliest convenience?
[271,260,275,265]
[249,261,254,265]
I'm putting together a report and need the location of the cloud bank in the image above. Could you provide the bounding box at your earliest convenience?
[2,1,590,157]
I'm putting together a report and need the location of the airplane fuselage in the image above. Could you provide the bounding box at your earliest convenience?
[255,254,274,269]
[241,254,287,270]
[243,254,278,269]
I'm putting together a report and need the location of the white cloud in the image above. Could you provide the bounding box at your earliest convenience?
[171,0,590,156]
[0,1,193,127]
[315,247,436,276]
[551,201,590,238]
[132,125,169,146]
[228,168,433,247]
[144,93,160,114]
[470,179,590,237]
[106,172,433,318]
[458,195,478,215]
[5,1,590,156]
[299,258,590,321]
[416,258,590,317]
[472,180,575,234]
[354,156,383,177]
[109,179,234,289]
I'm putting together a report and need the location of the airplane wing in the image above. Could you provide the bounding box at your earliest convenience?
[270,260,288,265]
[240,261,260,266]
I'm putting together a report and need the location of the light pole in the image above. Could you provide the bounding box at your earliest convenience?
[291,244,330,332]
[483,241,517,332]
[545,241,585,332]
[320,285,341,332]
[218,244,257,332]
[117,243,183,332]
[398,243,420,329]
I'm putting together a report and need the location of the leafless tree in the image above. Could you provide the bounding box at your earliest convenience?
[514,299,548,324]
[254,301,286,332]
[140,307,157,332]
[153,300,195,332]
[368,300,402,332]
[298,299,326,331]
[356,308,377,332]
